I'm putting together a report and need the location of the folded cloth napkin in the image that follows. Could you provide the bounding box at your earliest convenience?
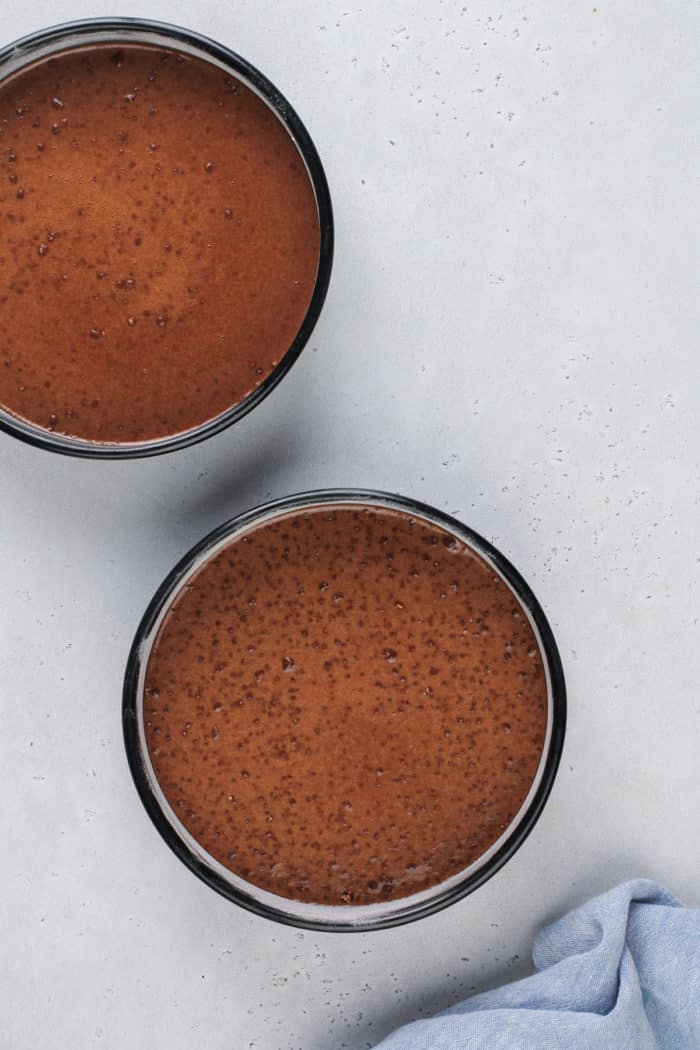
[375,880,700,1050]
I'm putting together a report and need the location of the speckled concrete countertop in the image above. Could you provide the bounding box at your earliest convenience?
[2,3,698,1048]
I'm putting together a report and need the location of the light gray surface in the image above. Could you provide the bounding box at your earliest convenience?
[1,2,699,1048]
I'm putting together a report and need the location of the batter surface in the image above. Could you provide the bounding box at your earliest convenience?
[0,44,319,442]
[144,504,549,906]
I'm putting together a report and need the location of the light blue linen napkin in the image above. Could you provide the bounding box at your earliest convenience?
[375,880,700,1049]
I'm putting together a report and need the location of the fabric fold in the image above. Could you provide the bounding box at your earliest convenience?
[375,880,699,1049]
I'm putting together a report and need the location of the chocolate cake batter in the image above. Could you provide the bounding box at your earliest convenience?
[0,44,320,442]
[144,503,549,906]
